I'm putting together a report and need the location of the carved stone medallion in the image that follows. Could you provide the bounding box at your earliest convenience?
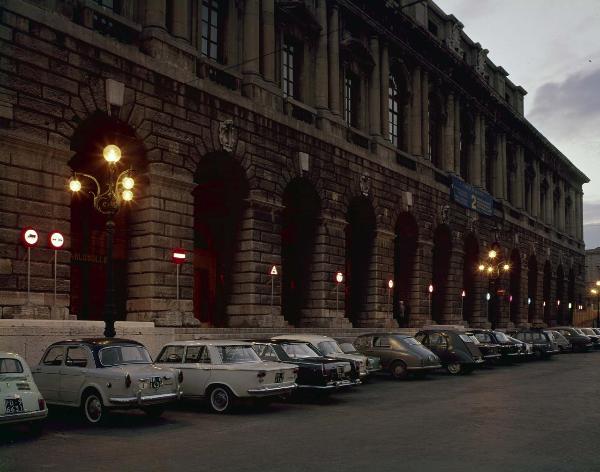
[218,119,237,153]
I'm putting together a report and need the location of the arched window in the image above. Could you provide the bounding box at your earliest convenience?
[389,76,401,148]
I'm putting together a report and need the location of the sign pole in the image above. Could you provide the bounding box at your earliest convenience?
[269,266,278,316]
[27,246,31,304]
[176,264,180,306]
[54,249,57,307]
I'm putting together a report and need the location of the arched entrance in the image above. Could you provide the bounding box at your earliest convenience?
[393,212,418,327]
[432,225,452,323]
[528,255,538,322]
[543,261,552,325]
[509,249,521,325]
[281,178,320,326]
[193,153,248,327]
[556,265,565,325]
[462,234,479,324]
[345,196,376,326]
[69,111,145,321]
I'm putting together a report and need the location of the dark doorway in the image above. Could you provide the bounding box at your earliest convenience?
[69,111,145,321]
[509,250,521,325]
[345,196,376,326]
[281,178,320,326]
[432,225,452,323]
[528,255,538,322]
[462,234,479,324]
[394,213,418,327]
[556,265,565,325]
[543,261,552,325]
[193,153,248,327]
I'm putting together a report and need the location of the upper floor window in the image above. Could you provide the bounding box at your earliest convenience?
[344,71,359,127]
[201,0,221,61]
[282,38,302,99]
[389,77,401,147]
[94,0,118,11]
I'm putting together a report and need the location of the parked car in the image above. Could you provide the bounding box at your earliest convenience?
[546,330,571,353]
[554,327,593,352]
[470,330,520,362]
[353,333,441,379]
[0,352,48,433]
[339,342,382,374]
[509,330,559,359]
[272,335,368,382]
[578,328,600,348]
[505,335,534,359]
[414,329,484,375]
[155,341,297,412]
[32,339,183,424]
[250,340,353,393]
[465,332,501,364]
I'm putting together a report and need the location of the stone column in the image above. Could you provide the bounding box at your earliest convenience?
[480,115,486,187]
[328,4,341,116]
[558,181,566,232]
[515,145,525,209]
[421,70,430,160]
[380,43,390,141]
[225,0,239,66]
[261,0,275,82]
[443,239,465,325]
[171,0,190,40]
[494,134,504,199]
[470,114,482,187]
[443,93,455,172]
[546,180,554,225]
[302,216,353,328]
[315,0,329,112]
[501,135,508,199]
[453,98,461,173]
[532,160,541,218]
[408,238,434,327]
[368,36,381,137]
[242,0,260,77]
[410,66,422,157]
[143,0,166,29]
[362,229,397,328]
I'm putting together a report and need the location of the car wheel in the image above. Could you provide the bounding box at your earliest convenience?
[446,363,462,375]
[208,386,235,413]
[81,390,107,425]
[143,406,166,418]
[389,361,408,380]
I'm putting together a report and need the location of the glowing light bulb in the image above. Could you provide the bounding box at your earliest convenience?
[122,176,135,190]
[488,250,497,259]
[503,264,510,271]
[478,264,485,272]
[103,144,121,163]
[122,189,133,202]
[69,178,82,192]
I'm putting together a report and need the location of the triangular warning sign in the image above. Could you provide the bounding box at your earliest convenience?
[270,265,278,276]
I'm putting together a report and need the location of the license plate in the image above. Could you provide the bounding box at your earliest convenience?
[150,376,163,390]
[5,398,24,415]
[274,373,283,383]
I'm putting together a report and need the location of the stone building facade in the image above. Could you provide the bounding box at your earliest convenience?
[0,0,588,330]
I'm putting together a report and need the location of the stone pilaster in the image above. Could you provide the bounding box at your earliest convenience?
[442,239,465,324]
[380,42,390,141]
[480,115,486,187]
[515,145,525,209]
[143,0,166,29]
[171,0,190,41]
[409,239,434,326]
[242,0,260,77]
[410,66,422,157]
[328,4,341,116]
[368,36,381,137]
[453,98,461,173]
[261,0,275,83]
[469,113,482,187]
[532,160,541,218]
[421,70,430,160]
[315,0,329,112]
[443,93,455,172]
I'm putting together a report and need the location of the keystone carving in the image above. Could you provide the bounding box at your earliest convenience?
[218,119,237,153]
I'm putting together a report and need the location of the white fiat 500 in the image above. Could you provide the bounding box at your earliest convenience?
[0,352,48,432]
[32,339,183,425]
[155,340,298,413]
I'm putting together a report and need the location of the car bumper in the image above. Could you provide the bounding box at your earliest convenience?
[0,409,47,425]
[247,383,297,397]
[408,364,442,371]
[109,392,180,406]
[297,380,354,390]
[483,354,502,360]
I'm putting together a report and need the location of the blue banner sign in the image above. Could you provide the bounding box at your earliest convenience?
[450,176,494,216]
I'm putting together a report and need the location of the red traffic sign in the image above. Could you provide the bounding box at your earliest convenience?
[172,248,186,264]
[270,265,278,276]
[20,227,39,248]
[48,231,65,249]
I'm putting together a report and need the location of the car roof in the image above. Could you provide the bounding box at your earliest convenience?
[0,351,25,360]
[358,332,413,338]
[163,340,253,347]
[48,338,144,348]
[271,334,335,342]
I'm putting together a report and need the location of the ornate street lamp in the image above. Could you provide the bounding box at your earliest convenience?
[477,248,510,328]
[68,144,134,338]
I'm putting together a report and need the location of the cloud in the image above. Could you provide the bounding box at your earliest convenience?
[583,201,600,248]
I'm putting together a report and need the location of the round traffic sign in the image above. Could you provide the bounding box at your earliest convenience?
[21,227,39,248]
[49,231,65,249]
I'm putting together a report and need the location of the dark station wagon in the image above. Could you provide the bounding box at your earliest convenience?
[509,330,559,359]
[470,329,520,362]
[414,329,484,375]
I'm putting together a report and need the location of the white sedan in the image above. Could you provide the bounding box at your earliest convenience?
[0,352,48,432]
[32,338,183,425]
[155,341,298,413]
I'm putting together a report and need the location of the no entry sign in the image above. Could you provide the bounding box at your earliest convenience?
[21,227,39,248]
[172,248,186,264]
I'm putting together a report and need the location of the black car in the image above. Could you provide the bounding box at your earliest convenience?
[250,340,354,393]
[547,330,571,353]
[554,327,593,352]
[509,330,559,359]
[470,329,520,362]
[578,328,600,348]
[465,331,501,364]
[414,329,484,375]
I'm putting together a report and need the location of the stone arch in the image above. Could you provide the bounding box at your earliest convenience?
[68,111,147,322]
[393,212,419,327]
[431,224,452,323]
[509,249,522,325]
[281,177,321,327]
[345,195,376,326]
[192,152,250,327]
[527,254,538,323]
[462,233,480,324]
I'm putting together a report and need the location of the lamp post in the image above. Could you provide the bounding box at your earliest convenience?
[428,284,433,320]
[477,248,510,329]
[461,290,465,320]
[335,272,344,314]
[68,144,134,338]
[387,279,394,318]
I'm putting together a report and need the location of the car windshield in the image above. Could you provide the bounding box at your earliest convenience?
[215,346,261,364]
[401,337,421,346]
[339,343,356,353]
[459,334,474,343]
[581,328,595,335]
[493,331,510,342]
[575,328,585,335]
[317,341,344,355]
[99,345,152,366]
[0,358,24,374]
[466,335,480,344]
[281,342,321,359]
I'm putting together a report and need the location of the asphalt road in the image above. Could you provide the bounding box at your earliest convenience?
[2,353,600,472]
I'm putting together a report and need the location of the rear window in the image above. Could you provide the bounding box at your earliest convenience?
[215,345,261,364]
[0,358,23,374]
[459,334,474,343]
